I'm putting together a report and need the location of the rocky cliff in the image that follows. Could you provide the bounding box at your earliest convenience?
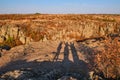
[0,14,120,45]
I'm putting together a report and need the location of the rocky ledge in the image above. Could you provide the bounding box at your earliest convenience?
[0,14,120,45]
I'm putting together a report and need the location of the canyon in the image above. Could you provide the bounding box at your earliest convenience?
[0,14,120,80]
[0,14,120,45]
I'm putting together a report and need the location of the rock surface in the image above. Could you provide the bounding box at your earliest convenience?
[0,38,106,80]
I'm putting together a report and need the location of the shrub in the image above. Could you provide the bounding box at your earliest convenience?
[35,13,41,15]
[2,36,22,47]
[94,37,120,79]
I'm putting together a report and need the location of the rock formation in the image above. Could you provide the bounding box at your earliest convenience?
[0,14,120,45]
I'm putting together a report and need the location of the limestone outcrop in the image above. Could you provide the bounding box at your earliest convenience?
[0,14,120,44]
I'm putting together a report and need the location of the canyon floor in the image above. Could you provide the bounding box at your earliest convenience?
[0,14,120,80]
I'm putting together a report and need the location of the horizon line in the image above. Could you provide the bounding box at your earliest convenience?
[0,12,120,15]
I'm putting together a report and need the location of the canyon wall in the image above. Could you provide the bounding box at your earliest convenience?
[0,14,120,44]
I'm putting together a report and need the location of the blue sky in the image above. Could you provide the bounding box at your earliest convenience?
[0,0,120,14]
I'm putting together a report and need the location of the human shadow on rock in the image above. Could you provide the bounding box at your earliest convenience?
[53,42,62,62]
[0,42,89,80]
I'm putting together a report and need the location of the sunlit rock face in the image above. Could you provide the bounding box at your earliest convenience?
[0,14,120,44]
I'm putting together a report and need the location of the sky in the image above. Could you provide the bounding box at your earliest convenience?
[0,0,120,14]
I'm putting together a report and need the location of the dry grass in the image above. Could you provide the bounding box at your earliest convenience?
[94,37,120,79]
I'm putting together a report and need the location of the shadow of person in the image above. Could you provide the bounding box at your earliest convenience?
[62,42,71,75]
[63,42,69,62]
[0,42,89,80]
[53,42,63,61]
[69,42,89,77]
[70,42,79,64]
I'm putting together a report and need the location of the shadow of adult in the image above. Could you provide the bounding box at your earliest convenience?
[53,42,63,61]
[0,42,89,80]
[70,42,79,64]
[62,42,71,74]
[63,42,69,62]
[70,42,89,77]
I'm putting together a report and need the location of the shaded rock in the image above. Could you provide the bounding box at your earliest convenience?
[1,45,11,50]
